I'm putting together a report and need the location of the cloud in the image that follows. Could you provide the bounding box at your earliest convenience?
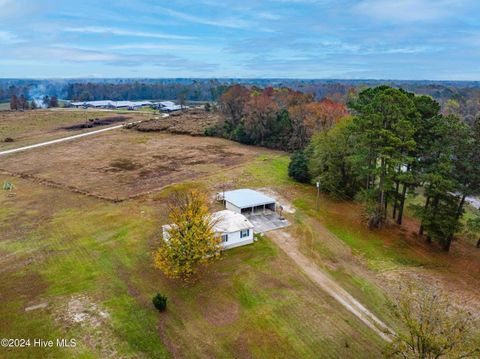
[3,44,218,72]
[354,0,466,23]
[0,30,23,44]
[155,7,253,29]
[64,26,193,40]
[108,43,220,53]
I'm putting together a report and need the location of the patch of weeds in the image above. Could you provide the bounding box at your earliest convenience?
[109,158,141,171]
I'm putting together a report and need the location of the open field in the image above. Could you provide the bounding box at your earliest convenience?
[0,169,385,358]
[0,130,272,200]
[1,111,479,358]
[0,109,151,151]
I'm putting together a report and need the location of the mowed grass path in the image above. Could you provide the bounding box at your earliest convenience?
[0,160,385,358]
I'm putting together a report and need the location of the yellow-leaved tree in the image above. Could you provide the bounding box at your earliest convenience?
[385,285,480,358]
[154,190,221,281]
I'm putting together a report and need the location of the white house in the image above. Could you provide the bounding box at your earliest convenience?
[219,189,276,215]
[211,210,254,249]
[162,210,254,250]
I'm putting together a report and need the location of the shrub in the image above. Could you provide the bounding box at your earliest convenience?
[152,293,167,312]
[4,137,14,143]
[109,158,139,171]
[204,125,219,136]
[288,151,311,183]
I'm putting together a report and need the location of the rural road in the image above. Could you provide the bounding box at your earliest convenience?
[0,123,134,156]
[0,112,171,157]
[0,115,162,156]
[269,230,394,342]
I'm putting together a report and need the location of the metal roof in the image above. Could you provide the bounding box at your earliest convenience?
[162,210,253,235]
[211,210,254,233]
[223,189,276,209]
[70,100,152,108]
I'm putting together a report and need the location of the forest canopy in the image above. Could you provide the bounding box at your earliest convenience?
[304,86,480,251]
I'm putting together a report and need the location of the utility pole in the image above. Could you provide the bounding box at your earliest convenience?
[222,183,226,209]
[316,181,320,210]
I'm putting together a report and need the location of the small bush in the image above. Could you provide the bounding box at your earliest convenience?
[4,137,14,143]
[152,293,167,312]
[204,125,220,137]
[109,158,139,171]
[288,151,311,183]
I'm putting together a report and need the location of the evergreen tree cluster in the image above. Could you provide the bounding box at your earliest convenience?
[304,86,480,251]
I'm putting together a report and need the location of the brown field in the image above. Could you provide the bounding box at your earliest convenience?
[0,109,150,150]
[0,129,273,200]
[134,108,221,135]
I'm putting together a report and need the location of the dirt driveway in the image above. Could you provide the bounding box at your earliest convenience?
[268,229,394,342]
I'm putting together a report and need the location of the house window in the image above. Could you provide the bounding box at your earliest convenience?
[221,234,228,243]
[240,229,250,238]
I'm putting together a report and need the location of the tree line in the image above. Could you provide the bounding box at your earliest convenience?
[66,81,227,102]
[291,86,480,251]
[9,95,58,110]
[210,85,348,151]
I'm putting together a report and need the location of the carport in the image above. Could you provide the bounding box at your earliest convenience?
[222,189,276,215]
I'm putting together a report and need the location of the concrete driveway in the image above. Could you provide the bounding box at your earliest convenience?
[247,213,290,233]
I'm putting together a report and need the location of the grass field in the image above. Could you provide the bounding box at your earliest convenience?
[0,109,150,150]
[1,110,479,357]
[0,169,385,358]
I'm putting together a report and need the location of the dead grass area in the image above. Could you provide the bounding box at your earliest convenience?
[134,109,221,136]
[0,109,148,150]
[296,192,480,316]
[0,131,272,200]
[61,116,132,130]
[53,295,124,358]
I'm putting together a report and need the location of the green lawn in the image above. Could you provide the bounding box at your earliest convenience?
[7,149,474,357]
[0,168,385,358]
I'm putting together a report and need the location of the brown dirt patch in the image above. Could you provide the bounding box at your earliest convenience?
[54,295,123,358]
[0,131,272,200]
[134,109,221,136]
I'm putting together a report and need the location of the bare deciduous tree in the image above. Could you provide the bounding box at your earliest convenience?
[385,285,480,359]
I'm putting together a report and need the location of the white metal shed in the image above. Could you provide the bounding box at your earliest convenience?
[221,189,276,215]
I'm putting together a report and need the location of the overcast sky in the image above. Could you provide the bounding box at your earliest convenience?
[1,0,480,79]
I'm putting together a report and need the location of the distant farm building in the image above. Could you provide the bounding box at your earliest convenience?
[69,100,184,111]
[218,189,276,215]
[162,210,254,250]
[69,100,153,110]
[153,101,183,112]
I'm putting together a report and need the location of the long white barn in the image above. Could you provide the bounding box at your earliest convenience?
[70,100,152,109]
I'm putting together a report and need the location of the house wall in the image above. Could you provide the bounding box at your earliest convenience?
[221,229,254,250]
[163,225,253,250]
[225,202,241,214]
